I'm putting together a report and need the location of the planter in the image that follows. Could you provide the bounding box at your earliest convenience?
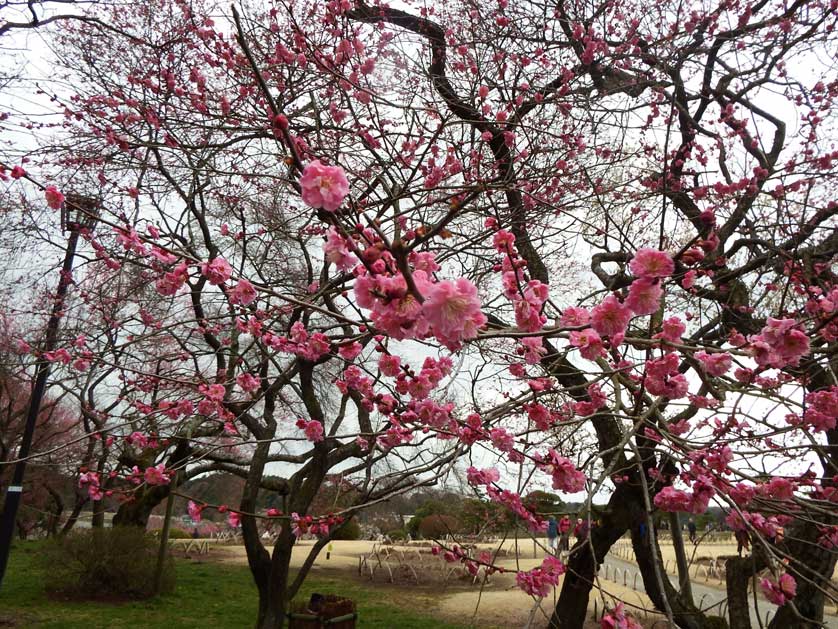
[288,594,357,629]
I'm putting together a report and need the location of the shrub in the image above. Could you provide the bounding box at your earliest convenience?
[417,514,461,539]
[150,527,192,539]
[330,518,361,541]
[386,529,407,540]
[44,526,175,600]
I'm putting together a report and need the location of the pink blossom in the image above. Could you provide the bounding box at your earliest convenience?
[422,278,487,350]
[695,351,732,376]
[760,573,796,606]
[516,555,566,597]
[803,387,838,432]
[200,257,232,285]
[601,602,642,629]
[298,418,324,442]
[489,427,515,452]
[78,472,103,501]
[323,226,357,271]
[629,248,674,279]
[300,160,350,212]
[338,342,363,361]
[656,316,685,343]
[625,278,662,315]
[126,431,149,448]
[44,186,65,210]
[559,306,590,327]
[538,449,586,493]
[188,500,204,522]
[749,318,810,368]
[591,295,632,337]
[520,337,546,364]
[227,511,241,528]
[378,354,402,377]
[156,262,189,296]
[229,279,257,305]
[466,466,500,486]
[526,403,553,430]
[653,486,692,512]
[237,372,260,392]
[645,353,689,399]
[144,463,171,486]
[569,329,605,360]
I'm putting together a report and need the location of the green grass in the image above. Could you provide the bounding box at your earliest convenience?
[0,541,471,628]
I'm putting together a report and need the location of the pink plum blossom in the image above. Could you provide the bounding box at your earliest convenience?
[629,248,674,279]
[760,573,797,606]
[625,278,662,315]
[422,278,487,350]
[200,257,232,285]
[229,279,258,305]
[144,463,171,486]
[300,160,350,211]
[45,186,65,210]
[695,351,732,376]
[188,500,204,522]
[591,295,632,337]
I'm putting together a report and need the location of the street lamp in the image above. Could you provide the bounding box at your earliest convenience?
[0,193,100,589]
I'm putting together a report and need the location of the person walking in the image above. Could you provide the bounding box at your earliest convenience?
[687,518,697,544]
[547,516,559,554]
[559,515,571,554]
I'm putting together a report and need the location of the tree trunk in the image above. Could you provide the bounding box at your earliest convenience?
[725,555,764,629]
[549,482,642,628]
[60,494,87,535]
[91,499,105,528]
[44,484,63,537]
[112,441,192,528]
[768,521,838,629]
[631,522,722,629]
[669,512,694,607]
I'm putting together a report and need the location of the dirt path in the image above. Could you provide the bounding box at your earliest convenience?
[210,540,663,628]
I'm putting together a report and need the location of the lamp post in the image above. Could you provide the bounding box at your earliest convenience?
[0,194,99,589]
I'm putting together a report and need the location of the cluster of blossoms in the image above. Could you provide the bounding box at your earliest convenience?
[333,235,487,350]
[725,511,791,539]
[601,602,643,629]
[800,386,838,432]
[78,471,103,501]
[515,555,566,597]
[432,545,498,578]
[125,463,171,486]
[760,573,797,606]
[268,321,331,362]
[291,512,343,538]
[296,418,325,442]
[492,228,549,333]
[653,475,716,514]
[535,450,587,493]
[44,185,65,209]
[746,318,810,368]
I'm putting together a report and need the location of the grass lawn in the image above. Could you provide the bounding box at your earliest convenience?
[0,541,471,628]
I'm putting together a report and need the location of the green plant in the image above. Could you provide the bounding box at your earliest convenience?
[386,529,407,540]
[43,526,175,600]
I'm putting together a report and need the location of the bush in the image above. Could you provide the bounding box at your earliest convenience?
[386,529,407,540]
[150,527,192,539]
[418,514,461,539]
[330,518,361,541]
[44,526,175,600]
